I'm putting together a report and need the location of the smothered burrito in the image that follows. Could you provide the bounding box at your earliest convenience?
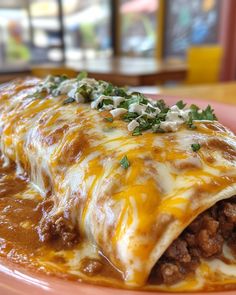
[0,74,236,292]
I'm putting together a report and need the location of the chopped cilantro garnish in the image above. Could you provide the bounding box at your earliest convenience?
[158,112,167,120]
[146,105,157,113]
[191,143,201,152]
[132,126,142,136]
[77,84,92,101]
[63,97,75,104]
[103,83,114,96]
[155,99,169,112]
[120,155,130,169]
[122,112,138,122]
[32,74,218,136]
[59,74,68,82]
[176,100,187,109]
[190,104,217,121]
[204,105,217,120]
[130,92,149,105]
[77,71,88,81]
[103,99,113,105]
[114,88,128,97]
[138,116,153,130]
[118,100,129,110]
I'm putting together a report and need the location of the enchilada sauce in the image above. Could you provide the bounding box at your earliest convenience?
[0,156,42,263]
[0,156,122,286]
[1,157,236,292]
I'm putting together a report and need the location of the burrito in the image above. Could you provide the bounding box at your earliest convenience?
[0,74,236,289]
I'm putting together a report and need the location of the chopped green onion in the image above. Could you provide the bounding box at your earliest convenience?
[120,155,130,169]
[191,143,201,152]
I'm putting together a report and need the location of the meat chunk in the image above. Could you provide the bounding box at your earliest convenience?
[159,263,183,285]
[151,195,236,286]
[202,215,219,235]
[165,239,191,263]
[196,229,223,257]
[38,212,78,248]
[194,215,223,257]
[223,202,236,223]
[219,215,234,239]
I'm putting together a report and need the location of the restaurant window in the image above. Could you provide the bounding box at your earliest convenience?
[62,0,112,62]
[119,0,158,57]
[29,0,63,63]
[163,0,221,60]
[0,5,30,65]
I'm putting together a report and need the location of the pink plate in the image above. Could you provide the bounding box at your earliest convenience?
[0,96,236,295]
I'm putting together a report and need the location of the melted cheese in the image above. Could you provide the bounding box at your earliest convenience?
[0,78,236,288]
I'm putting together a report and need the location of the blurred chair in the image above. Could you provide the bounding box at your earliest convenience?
[31,66,77,78]
[185,45,223,85]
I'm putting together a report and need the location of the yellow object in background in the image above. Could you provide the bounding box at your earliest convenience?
[202,0,215,12]
[185,45,223,85]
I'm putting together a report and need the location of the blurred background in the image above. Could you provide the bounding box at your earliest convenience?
[0,0,236,103]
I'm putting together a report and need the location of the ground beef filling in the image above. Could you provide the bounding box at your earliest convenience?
[37,199,79,249]
[151,196,236,285]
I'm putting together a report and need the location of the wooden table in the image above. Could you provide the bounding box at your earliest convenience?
[0,65,31,84]
[66,57,187,86]
[156,82,236,105]
[0,58,187,87]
